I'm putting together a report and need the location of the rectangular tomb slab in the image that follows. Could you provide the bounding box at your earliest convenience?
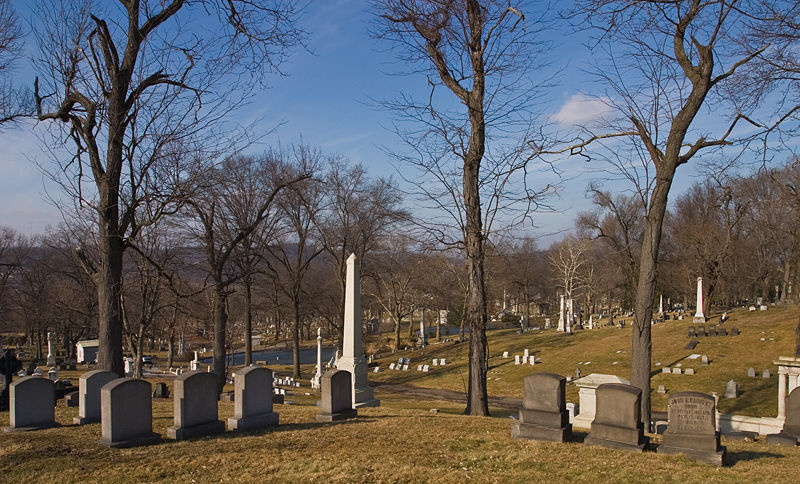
[584,383,649,452]
[228,366,279,432]
[511,372,572,443]
[317,369,357,422]
[5,376,58,431]
[99,378,160,448]
[167,371,225,441]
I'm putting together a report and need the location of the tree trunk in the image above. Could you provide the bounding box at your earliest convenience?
[631,170,674,429]
[292,292,301,379]
[394,316,401,351]
[212,284,228,394]
[97,210,125,377]
[133,324,144,379]
[243,276,253,366]
[167,333,174,369]
[782,260,791,303]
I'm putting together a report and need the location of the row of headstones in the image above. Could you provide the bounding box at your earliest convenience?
[388,363,409,371]
[688,325,739,338]
[748,305,769,311]
[274,376,301,388]
[4,367,280,447]
[746,368,771,378]
[661,367,696,375]
[513,372,800,464]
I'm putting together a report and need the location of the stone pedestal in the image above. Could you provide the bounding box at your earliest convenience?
[511,373,572,442]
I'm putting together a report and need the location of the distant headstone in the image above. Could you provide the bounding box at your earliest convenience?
[657,385,666,394]
[389,363,396,370]
[64,390,79,407]
[401,364,408,371]
[167,371,225,441]
[99,378,161,448]
[227,366,279,431]
[685,340,699,350]
[502,351,509,358]
[510,372,572,442]
[584,383,649,451]
[152,382,169,399]
[317,369,357,422]
[724,380,738,399]
[730,327,739,336]
[762,369,771,379]
[717,328,728,336]
[766,387,800,445]
[701,355,709,365]
[373,366,380,373]
[672,368,682,375]
[687,327,696,338]
[73,370,117,425]
[685,368,695,376]
[515,355,520,365]
[5,376,58,431]
[658,392,726,466]
[747,367,756,378]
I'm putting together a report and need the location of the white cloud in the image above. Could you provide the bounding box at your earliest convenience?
[553,93,612,126]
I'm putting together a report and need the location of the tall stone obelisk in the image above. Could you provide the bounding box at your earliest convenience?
[419,308,427,347]
[557,295,566,332]
[310,328,322,390]
[693,277,706,323]
[335,254,379,408]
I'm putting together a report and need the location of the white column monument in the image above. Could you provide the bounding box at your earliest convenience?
[335,254,379,408]
[693,277,706,323]
[557,295,566,332]
[419,308,427,347]
[659,294,664,315]
[310,328,323,390]
[46,332,56,366]
[566,299,574,333]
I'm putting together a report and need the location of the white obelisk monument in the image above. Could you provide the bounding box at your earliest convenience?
[311,328,322,390]
[335,254,379,408]
[419,308,427,347]
[693,276,706,323]
[557,295,566,332]
[46,332,56,366]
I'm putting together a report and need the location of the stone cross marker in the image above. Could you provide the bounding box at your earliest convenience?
[228,366,279,431]
[335,254,379,408]
[167,371,225,441]
[510,372,572,442]
[584,383,649,452]
[74,370,117,425]
[99,378,161,448]
[317,369,357,422]
[693,277,706,323]
[657,391,726,466]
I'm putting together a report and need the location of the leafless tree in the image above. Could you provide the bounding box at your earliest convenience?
[374,0,556,416]
[547,0,770,425]
[0,0,29,126]
[31,0,305,376]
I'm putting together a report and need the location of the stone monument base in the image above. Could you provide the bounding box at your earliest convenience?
[227,412,279,432]
[693,316,706,324]
[354,386,380,408]
[765,432,798,446]
[3,422,60,432]
[658,444,726,466]
[584,423,648,452]
[167,420,225,441]
[98,432,161,448]
[511,421,571,443]
[73,416,99,425]
[317,408,357,422]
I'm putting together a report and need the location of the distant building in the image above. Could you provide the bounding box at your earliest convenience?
[76,339,99,363]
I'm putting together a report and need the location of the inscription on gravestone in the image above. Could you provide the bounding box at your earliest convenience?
[658,391,725,466]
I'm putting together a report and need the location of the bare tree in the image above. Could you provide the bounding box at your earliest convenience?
[374,0,555,416]
[184,153,310,391]
[31,0,305,376]
[0,0,28,126]
[548,0,770,426]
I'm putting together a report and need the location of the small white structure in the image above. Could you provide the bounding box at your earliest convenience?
[75,339,99,364]
[571,373,630,430]
[774,356,800,420]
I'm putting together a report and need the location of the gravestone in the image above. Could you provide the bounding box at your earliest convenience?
[502,351,509,358]
[724,380,738,398]
[762,369,771,379]
[662,367,670,374]
[0,349,22,411]
[697,326,706,337]
[584,383,649,451]
[685,368,695,376]
[167,371,225,440]
[672,368,682,375]
[152,382,169,399]
[317,369,357,422]
[227,366,279,431]
[65,390,79,407]
[510,372,572,442]
[687,327,696,338]
[685,340,699,350]
[4,376,58,431]
[701,355,709,365]
[73,370,117,425]
[515,355,520,365]
[99,378,161,448]
[747,367,756,378]
[657,385,666,394]
[730,328,739,336]
[766,387,800,445]
[657,392,726,466]
[718,328,728,336]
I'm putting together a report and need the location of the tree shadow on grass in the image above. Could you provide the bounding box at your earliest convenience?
[726,449,784,465]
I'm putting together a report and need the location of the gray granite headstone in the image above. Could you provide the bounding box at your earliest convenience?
[167,371,224,441]
[747,367,755,378]
[74,370,117,425]
[730,327,739,336]
[99,378,160,448]
[317,369,357,422]
[767,387,800,445]
[152,382,169,399]
[4,376,58,431]
[762,369,771,379]
[685,340,699,350]
[228,366,279,431]
[584,383,649,452]
[510,372,572,442]
[658,392,726,465]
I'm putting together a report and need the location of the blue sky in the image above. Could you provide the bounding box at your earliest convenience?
[0,1,772,245]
